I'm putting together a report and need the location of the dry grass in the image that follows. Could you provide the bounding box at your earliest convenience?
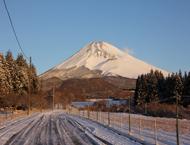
[135,103,190,119]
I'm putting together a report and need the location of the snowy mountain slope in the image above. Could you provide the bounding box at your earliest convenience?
[41,41,169,79]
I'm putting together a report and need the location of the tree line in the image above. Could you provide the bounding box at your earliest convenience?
[134,70,190,106]
[0,51,39,108]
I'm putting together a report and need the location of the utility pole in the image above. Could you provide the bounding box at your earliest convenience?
[128,96,131,134]
[145,102,147,115]
[107,96,110,126]
[27,57,32,115]
[96,110,98,121]
[40,79,43,113]
[87,103,90,119]
[52,85,55,111]
[176,95,180,145]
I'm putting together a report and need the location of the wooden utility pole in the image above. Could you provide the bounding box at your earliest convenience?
[145,102,147,115]
[154,119,158,145]
[27,57,32,115]
[139,117,142,139]
[108,98,110,126]
[128,96,131,134]
[40,79,43,113]
[52,86,55,111]
[176,95,180,145]
[87,104,90,119]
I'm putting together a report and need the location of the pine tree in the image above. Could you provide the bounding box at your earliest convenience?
[4,51,15,93]
[155,70,165,100]
[169,74,183,103]
[30,64,39,94]
[134,76,140,105]
[134,74,148,105]
[184,71,188,82]
[15,54,29,95]
[6,51,22,94]
[146,70,159,102]
[184,72,190,96]
[178,69,183,80]
[0,54,9,95]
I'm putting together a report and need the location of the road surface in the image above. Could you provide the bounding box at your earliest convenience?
[0,111,141,145]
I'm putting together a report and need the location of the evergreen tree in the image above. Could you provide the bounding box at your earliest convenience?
[4,51,15,93]
[134,76,140,105]
[184,72,190,96]
[134,70,188,106]
[6,51,22,94]
[0,50,39,107]
[184,71,188,82]
[0,54,9,95]
[146,70,159,102]
[155,70,165,100]
[16,54,29,95]
[134,74,148,105]
[178,69,183,80]
[169,74,183,103]
[30,64,39,94]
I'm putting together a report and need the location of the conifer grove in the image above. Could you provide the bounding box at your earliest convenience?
[0,51,39,108]
[134,70,190,107]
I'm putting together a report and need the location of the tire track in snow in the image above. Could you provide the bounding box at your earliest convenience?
[65,117,110,145]
[0,114,41,144]
[60,115,95,145]
[1,111,143,145]
[4,115,44,145]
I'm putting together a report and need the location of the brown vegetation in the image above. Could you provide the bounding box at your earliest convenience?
[135,103,190,119]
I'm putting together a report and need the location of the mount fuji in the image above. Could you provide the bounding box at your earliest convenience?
[41,41,169,80]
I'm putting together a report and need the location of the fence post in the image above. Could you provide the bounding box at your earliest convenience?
[96,111,98,121]
[103,112,104,124]
[108,111,110,126]
[11,108,13,120]
[87,107,90,119]
[139,117,142,140]
[120,113,122,128]
[128,96,131,134]
[5,108,8,120]
[154,118,158,145]
[100,111,101,123]
[176,95,180,145]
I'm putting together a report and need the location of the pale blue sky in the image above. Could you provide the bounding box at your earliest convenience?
[0,0,190,74]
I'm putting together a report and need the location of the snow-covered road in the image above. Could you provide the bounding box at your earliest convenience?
[0,111,141,145]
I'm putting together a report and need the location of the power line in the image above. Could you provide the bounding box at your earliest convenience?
[3,0,29,60]
[3,0,32,115]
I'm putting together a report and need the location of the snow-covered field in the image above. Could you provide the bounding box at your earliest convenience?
[0,111,142,145]
[75,110,190,145]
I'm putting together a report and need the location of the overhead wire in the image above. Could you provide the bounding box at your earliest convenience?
[3,0,29,61]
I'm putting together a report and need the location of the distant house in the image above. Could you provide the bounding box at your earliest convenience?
[71,101,94,109]
[71,97,129,109]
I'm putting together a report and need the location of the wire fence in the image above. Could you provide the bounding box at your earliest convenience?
[0,110,26,126]
[0,109,41,127]
[1,107,189,144]
[70,109,190,145]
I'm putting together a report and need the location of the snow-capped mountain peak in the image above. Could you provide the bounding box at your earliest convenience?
[42,41,169,79]
[55,41,124,70]
[83,41,124,58]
